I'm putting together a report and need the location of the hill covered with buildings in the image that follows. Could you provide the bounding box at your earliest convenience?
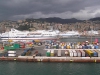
[0,17,100,34]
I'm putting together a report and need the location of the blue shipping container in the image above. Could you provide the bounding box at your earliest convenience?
[91,50,98,57]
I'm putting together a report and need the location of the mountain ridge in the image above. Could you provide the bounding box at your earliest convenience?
[25,17,100,24]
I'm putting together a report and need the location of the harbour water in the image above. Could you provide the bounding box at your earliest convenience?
[60,37,100,42]
[1,37,100,75]
[0,61,100,75]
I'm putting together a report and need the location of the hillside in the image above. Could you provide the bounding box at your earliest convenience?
[25,17,100,24]
[89,17,100,21]
[25,17,83,24]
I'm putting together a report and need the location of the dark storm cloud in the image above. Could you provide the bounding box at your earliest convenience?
[0,0,100,20]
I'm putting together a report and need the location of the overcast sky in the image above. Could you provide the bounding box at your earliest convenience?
[0,0,100,20]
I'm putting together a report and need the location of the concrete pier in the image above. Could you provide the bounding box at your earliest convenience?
[0,56,100,63]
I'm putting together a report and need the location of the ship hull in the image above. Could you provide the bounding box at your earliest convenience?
[0,36,59,41]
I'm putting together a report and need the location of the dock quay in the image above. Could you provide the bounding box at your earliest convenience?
[1,56,100,63]
[0,39,100,63]
[1,48,100,63]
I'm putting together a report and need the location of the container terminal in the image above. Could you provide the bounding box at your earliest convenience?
[0,39,100,63]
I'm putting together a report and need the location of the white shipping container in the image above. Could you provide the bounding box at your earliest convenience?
[8,51,16,54]
[80,50,85,57]
[69,50,73,57]
[58,50,61,57]
[8,54,16,57]
[76,50,81,57]
[70,52,73,57]
[72,50,77,57]
[61,46,64,49]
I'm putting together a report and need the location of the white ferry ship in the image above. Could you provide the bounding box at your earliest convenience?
[59,30,80,38]
[0,28,82,41]
[0,28,60,41]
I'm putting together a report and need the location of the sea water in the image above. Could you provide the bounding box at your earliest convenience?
[0,61,100,75]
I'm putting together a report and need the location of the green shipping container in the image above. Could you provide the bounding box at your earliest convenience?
[4,46,9,50]
[46,50,50,57]
[13,44,20,49]
[4,46,15,50]
[8,46,15,50]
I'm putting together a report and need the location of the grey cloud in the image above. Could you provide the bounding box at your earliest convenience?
[95,13,100,17]
[0,0,100,20]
